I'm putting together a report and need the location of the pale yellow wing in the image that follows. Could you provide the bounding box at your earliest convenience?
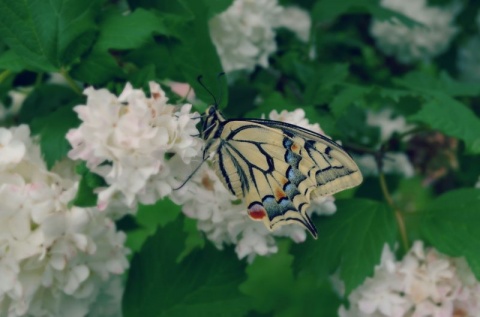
[210,120,362,238]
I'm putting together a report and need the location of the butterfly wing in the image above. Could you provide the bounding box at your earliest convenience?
[247,119,363,199]
[211,119,362,238]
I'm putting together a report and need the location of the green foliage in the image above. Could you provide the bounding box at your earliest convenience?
[421,189,480,278]
[1,0,480,315]
[292,199,397,294]
[71,162,104,207]
[30,102,81,168]
[0,0,101,71]
[409,95,480,154]
[123,218,251,317]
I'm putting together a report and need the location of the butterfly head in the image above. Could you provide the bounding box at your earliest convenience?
[202,106,225,140]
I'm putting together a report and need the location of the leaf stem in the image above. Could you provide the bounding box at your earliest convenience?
[378,171,409,252]
[60,68,82,95]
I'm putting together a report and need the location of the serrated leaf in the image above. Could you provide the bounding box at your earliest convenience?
[409,95,480,154]
[278,273,342,317]
[71,8,170,85]
[292,199,397,294]
[137,198,181,229]
[130,0,232,18]
[0,50,30,72]
[130,64,157,88]
[96,9,170,51]
[244,92,297,118]
[123,218,250,317]
[421,189,480,279]
[166,0,227,105]
[240,241,295,314]
[304,63,349,104]
[70,51,122,84]
[18,84,81,124]
[330,85,369,117]
[0,0,100,71]
[394,71,480,97]
[125,199,181,254]
[30,105,81,169]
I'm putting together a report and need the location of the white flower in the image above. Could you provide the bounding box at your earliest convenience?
[340,241,480,317]
[355,109,414,177]
[275,6,311,42]
[173,109,336,261]
[67,82,202,215]
[209,0,282,73]
[367,109,412,143]
[355,153,414,178]
[209,0,311,73]
[0,128,26,170]
[457,36,480,82]
[0,125,129,317]
[0,90,28,121]
[370,0,459,64]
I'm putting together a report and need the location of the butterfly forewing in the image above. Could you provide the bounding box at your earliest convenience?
[203,107,362,238]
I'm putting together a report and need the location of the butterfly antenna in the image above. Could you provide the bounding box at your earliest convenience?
[173,156,210,191]
[197,75,219,106]
[217,72,226,107]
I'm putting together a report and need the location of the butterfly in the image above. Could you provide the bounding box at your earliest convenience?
[201,106,362,238]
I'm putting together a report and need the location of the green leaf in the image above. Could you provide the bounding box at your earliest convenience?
[0,50,30,72]
[244,92,297,118]
[394,71,480,97]
[0,0,100,71]
[330,85,370,117]
[71,162,102,207]
[240,241,295,314]
[125,199,181,254]
[123,217,250,317]
[137,198,181,229]
[409,95,480,154]
[165,0,227,105]
[278,273,342,317]
[30,103,81,169]
[70,51,122,84]
[304,63,349,105]
[19,84,82,169]
[421,189,480,279]
[71,8,170,85]
[130,0,233,18]
[96,9,170,51]
[18,84,81,124]
[292,199,397,294]
[178,218,205,261]
[130,64,157,88]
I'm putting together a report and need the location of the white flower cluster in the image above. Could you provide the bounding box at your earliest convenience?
[356,109,414,177]
[0,126,129,317]
[209,0,311,73]
[370,0,459,64]
[340,241,480,317]
[172,109,336,262]
[67,82,202,215]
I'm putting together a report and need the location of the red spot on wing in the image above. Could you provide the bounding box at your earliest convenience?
[248,203,267,220]
[291,143,300,152]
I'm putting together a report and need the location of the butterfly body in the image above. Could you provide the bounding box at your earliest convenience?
[202,106,362,238]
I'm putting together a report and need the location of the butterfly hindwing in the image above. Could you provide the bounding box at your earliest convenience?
[203,107,362,238]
